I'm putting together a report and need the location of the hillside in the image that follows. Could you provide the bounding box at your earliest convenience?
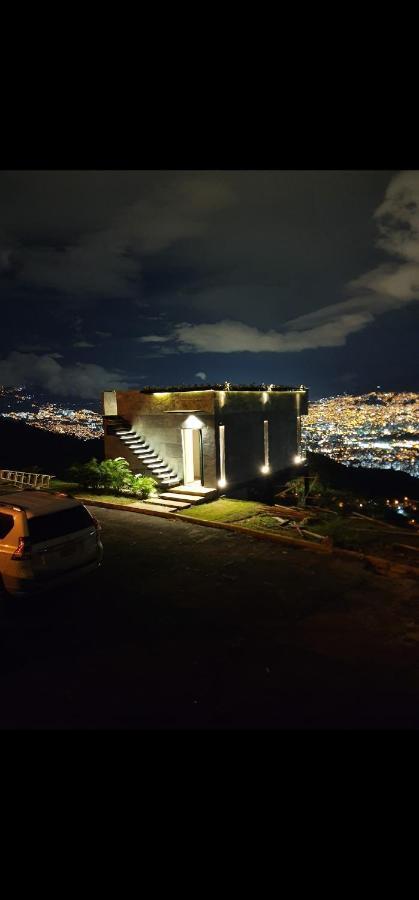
[307,452,419,499]
[0,418,103,479]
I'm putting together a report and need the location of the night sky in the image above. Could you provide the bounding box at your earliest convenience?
[0,169,418,400]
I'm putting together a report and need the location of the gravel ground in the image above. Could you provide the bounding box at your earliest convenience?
[1,507,419,729]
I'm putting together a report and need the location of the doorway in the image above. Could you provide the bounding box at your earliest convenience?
[182,428,202,485]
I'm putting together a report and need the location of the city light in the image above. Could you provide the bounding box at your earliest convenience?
[302,391,419,479]
[0,387,102,440]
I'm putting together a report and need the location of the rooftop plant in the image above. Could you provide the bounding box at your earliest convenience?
[140,383,305,394]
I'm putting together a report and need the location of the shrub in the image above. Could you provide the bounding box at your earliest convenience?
[98,457,132,493]
[69,457,102,490]
[125,474,157,499]
[67,457,156,498]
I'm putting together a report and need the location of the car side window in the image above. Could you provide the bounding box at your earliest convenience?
[0,512,14,539]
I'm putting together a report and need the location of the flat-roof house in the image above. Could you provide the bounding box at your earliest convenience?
[102,384,309,508]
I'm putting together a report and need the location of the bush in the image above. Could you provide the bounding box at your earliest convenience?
[69,457,102,490]
[125,474,156,499]
[98,457,132,493]
[68,457,156,498]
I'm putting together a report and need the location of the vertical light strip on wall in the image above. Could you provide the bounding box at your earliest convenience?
[296,391,301,455]
[218,425,226,487]
[263,419,269,472]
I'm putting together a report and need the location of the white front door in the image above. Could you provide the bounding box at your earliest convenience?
[182,428,201,484]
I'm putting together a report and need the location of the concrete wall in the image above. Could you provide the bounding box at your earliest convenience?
[106,390,218,487]
[103,388,308,490]
[214,391,305,487]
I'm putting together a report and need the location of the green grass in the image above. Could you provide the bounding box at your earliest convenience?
[44,480,155,506]
[47,480,80,493]
[305,517,399,551]
[240,514,292,532]
[180,498,267,523]
[73,491,151,507]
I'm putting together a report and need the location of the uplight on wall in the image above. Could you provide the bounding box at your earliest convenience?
[219,424,226,488]
[263,419,269,472]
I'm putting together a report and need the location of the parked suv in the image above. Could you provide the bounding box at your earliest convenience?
[0,487,103,597]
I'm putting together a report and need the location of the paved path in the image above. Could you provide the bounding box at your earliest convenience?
[1,507,419,728]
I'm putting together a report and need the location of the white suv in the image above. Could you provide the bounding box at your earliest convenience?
[0,487,103,597]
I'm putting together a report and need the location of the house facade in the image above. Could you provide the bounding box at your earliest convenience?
[102,385,309,496]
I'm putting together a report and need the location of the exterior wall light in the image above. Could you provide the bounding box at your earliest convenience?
[263,420,269,470]
[218,424,226,487]
[183,414,203,429]
[261,465,270,474]
[294,454,305,465]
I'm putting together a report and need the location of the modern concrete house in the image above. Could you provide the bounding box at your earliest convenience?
[102,385,309,511]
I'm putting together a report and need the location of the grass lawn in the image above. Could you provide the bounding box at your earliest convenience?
[44,481,153,507]
[240,513,295,532]
[74,492,151,507]
[48,480,80,493]
[181,498,268,523]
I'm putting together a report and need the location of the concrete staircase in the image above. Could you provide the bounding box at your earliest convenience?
[144,483,217,512]
[114,422,181,489]
[107,417,217,512]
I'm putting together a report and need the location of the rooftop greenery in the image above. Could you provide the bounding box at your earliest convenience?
[140,383,307,394]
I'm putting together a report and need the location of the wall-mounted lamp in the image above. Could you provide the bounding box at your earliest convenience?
[183,414,203,429]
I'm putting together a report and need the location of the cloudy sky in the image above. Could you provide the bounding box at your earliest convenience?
[1,169,418,399]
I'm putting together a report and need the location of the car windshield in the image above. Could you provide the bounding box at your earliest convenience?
[28,505,94,543]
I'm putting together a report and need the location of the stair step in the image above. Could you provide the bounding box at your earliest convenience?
[138,502,178,513]
[170,484,217,497]
[159,491,202,502]
[145,498,191,510]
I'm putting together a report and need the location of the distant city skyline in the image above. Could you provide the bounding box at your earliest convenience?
[303,391,419,479]
[1,385,418,481]
[1,170,419,399]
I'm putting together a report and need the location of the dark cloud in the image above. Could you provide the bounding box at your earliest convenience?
[137,171,419,355]
[0,171,235,301]
[1,169,418,397]
[0,352,129,398]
